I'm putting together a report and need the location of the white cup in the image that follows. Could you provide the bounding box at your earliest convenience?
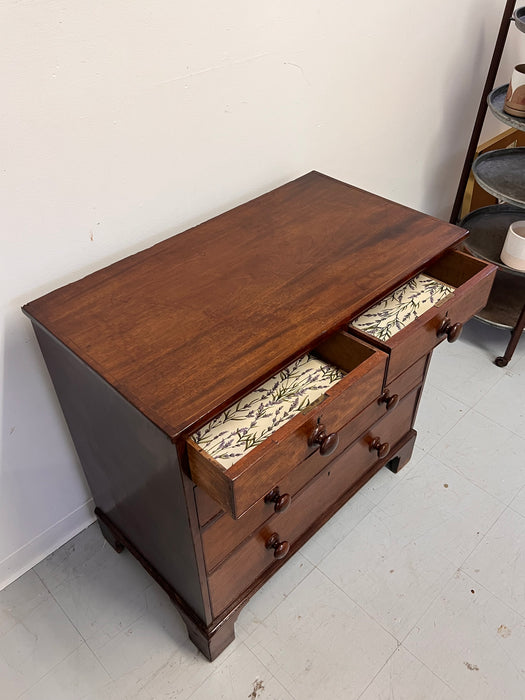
[501,220,525,271]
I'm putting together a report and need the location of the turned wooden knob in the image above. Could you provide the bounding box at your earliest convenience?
[265,532,290,559]
[378,389,399,411]
[308,423,339,456]
[369,436,390,459]
[264,487,292,513]
[437,318,463,343]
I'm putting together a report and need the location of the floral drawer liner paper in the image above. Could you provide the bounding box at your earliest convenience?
[191,355,345,469]
[349,273,455,342]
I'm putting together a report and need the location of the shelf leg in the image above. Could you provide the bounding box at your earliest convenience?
[495,301,525,367]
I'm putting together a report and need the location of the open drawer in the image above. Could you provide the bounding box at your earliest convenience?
[185,332,387,519]
[348,249,497,382]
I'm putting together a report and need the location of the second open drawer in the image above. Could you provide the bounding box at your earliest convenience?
[348,249,497,382]
[185,331,387,519]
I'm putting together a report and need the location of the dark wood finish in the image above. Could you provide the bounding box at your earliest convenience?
[23,172,467,441]
[349,249,496,382]
[98,519,124,554]
[495,301,525,367]
[199,358,429,573]
[437,318,463,343]
[94,507,239,661]
[195,486,224,527]
[208,388,420,616]
[385,430,417,473]
[186,332,387,519]
[265,533,290,559]
[369,437,390,459]
[30,322,210,623]
[378,389,399,410]
[264,487,292,513]
[308,423,339,456]
[22,174,494,661]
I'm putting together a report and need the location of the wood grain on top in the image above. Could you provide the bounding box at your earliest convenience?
[23,172,466,438]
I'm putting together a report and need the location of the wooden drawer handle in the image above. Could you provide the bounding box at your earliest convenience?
[308,423,339,456]
[369,436,390,459]
[437,318,463,343]
[264,487,291,513]
[265,532,290,559]
[378,390,399,411]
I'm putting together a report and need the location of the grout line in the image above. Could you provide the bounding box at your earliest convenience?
[240,555,316,642]
[33,565,91,651]
[426,451,511,509]
[427,428,525,509]
[456,566,525,621]
[399,565,461,645]
[355,644,400,700]
[452,503,514,572]
[312,566,400,647]
[14,641,90,700]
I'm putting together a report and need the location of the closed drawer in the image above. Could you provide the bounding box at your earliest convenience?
[348,249,496,382]
[207,387,419,616]
[186,331,387,519]
[200,355,428,569]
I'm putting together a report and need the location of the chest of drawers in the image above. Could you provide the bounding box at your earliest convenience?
[22,172,496,660]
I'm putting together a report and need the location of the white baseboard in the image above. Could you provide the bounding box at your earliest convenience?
[0,499,96,591]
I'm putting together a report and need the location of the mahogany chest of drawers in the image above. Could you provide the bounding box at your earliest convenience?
[23,172,496,660]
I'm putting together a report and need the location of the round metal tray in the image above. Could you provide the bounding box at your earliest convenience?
[514,6,525,33]
[472,148,525,207]
[488,84,525,132]
[460,204,525,276]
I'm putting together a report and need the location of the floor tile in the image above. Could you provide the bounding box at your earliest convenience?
[299,490,374,566]
[237,552,314,638]
[413,384,469,453]
[377,453,505,567]
[405,571,525,700]
[359,646,460,700]
[90,583,230,699]
[457,319,525,369]
[430,410,525,504]
[462,508,525,618]
[474,368,525,440]
[426,324,505,408]
[34,522,109,591]
[18,644,110,700]
[246,568,397,700]
[0,590,82,698]
[319,501,457,640]
[510,485,525,518]
[188,643,293,700]
[358,463,403,506]
[35,523,153,651]
[0,569,49,638]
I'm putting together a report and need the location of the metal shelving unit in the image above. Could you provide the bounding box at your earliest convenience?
[451,1,525,367]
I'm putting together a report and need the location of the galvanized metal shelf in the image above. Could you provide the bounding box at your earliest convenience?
[514,6,525,33]
[461,205,525,333]
[472,148,525,207]
[487,84,525,131]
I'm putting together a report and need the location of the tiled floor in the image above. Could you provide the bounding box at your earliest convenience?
[2,320,525,699]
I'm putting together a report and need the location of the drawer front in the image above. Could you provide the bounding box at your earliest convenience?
[207,388,419,616]
[348,249,496,382]
[200,355,428,569]
[186,332,388,519]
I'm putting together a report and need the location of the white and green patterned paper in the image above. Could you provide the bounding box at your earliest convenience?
[191,355,345,469]
[350,274,454,342]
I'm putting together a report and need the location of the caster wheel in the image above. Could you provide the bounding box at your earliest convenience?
[494,356,508,367]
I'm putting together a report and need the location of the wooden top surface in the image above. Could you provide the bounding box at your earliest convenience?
[24,172,466,439]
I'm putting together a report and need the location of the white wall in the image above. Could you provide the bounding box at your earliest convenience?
[1,0,522,589]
